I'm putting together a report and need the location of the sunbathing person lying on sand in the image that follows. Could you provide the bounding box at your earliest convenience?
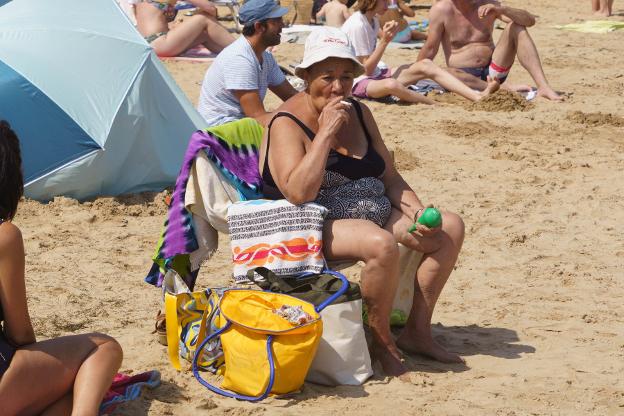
[341,0,499,104]
[259,27,466,375]
[379,0,427,43]
[135,0,234,57]
[0,121,123,416]
[419,0,562,101]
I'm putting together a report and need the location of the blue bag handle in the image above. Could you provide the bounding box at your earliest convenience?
[192,321,276,402]
[314,269,350,313]
[193,269,348,401]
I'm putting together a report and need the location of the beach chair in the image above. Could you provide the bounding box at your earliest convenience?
[213,0,243,33]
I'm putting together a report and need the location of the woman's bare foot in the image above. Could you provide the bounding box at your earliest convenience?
[536,86,563,101]
[593,10,612,17]
[372,341,409,377]
[396,331,465,364]
[477,77,500,100]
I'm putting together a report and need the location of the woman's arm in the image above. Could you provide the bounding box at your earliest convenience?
[397,0,415,17]
[360,21,398,76]
[265,98,350,204]
[0,223,36,346]
[357,104,425,220]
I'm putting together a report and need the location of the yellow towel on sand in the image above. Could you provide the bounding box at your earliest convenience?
[555,20,624,33]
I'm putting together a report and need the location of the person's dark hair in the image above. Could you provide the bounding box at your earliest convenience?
[242,20,268,37]
[0,120,24,221]
[242,23,256,36]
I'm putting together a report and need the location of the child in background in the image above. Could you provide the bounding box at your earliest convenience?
[316,0,352,27]
[379,0,427,43]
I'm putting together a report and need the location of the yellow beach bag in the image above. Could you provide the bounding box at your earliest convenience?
[163,270,226,372]
[192,289,325,400]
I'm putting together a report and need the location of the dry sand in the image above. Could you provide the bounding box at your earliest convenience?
[14,0,624,414]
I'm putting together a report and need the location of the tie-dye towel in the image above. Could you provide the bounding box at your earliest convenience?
[100,371,161,415]
[145,118,264,289]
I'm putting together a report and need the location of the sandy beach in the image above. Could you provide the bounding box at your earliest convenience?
[14,0,624,414]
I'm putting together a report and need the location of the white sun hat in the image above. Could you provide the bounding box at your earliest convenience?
[294,26,365,78]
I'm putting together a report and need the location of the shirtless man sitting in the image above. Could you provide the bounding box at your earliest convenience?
[418,0,562,101]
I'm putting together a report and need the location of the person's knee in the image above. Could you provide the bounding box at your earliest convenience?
[506,21,528,36]
[86,332,123,360]
[383,78,404,94]
[412,59,436,77]
[441,211,465,243]
[366,231,400,264]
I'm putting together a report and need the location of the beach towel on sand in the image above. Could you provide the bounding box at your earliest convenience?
[145,118,264,290]
[100,371,161,415]
[555,20,624,33]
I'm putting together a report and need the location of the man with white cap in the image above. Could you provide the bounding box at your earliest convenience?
[197,0,298,126]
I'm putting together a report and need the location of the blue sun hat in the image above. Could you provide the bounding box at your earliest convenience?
[239,0,289,26]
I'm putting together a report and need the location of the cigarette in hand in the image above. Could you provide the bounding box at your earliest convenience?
[340,100,352,106]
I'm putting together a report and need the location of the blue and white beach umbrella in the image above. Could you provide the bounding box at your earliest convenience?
[0,0,206,201]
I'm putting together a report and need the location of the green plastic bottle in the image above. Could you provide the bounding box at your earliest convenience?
[408,207,442,233]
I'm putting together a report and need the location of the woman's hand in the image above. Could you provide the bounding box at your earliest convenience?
[317,97,351,142]
[380,21,400,44]
[410,204,442,238]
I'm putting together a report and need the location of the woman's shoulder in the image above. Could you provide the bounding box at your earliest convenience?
[0,222,23,257]
[273,94,306,119]
[350,98,373,118]
[343,11,366,28]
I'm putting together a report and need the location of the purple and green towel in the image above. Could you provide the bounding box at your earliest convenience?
[145,118,264,290]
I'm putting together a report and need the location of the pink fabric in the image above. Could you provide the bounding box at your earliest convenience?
[351,68,393,99]
[100,371,160,415]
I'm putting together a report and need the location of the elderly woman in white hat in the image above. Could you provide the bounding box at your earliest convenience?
[259,27,466,375]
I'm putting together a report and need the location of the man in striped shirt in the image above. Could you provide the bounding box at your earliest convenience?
[197,0,298,126]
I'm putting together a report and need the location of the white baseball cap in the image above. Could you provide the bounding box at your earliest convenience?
[294,27,365,78]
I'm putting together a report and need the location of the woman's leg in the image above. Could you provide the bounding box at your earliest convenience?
[0,333,123,416]
[323,219,407,376]
[385,209,466,363]
[593,0,613,15]
[410,30,428,41]
[394,59,500,102]
[365,78,436,104]
[151,13,234,56]
[40,394,73,416]
[591,0,600,12]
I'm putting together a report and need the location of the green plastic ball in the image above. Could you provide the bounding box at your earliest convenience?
[389,309,407,327]
[417,207,442,228]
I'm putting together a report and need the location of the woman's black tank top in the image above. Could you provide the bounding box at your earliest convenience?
[261,99,386,200]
